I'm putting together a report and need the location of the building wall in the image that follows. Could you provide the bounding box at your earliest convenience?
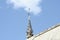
[27,25,60,40]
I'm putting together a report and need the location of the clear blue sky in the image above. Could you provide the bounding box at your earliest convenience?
[0,0,60,40]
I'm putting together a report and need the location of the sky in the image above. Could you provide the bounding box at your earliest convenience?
[0,0,60,40]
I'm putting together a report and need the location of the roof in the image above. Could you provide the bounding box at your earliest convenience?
[32,23,60,40]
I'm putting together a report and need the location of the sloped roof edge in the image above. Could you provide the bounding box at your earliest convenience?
[32,23,60,40]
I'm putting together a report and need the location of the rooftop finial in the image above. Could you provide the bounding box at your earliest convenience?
[26,8,33,39]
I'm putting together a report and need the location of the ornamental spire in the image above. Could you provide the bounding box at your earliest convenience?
[26,8,33,39]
